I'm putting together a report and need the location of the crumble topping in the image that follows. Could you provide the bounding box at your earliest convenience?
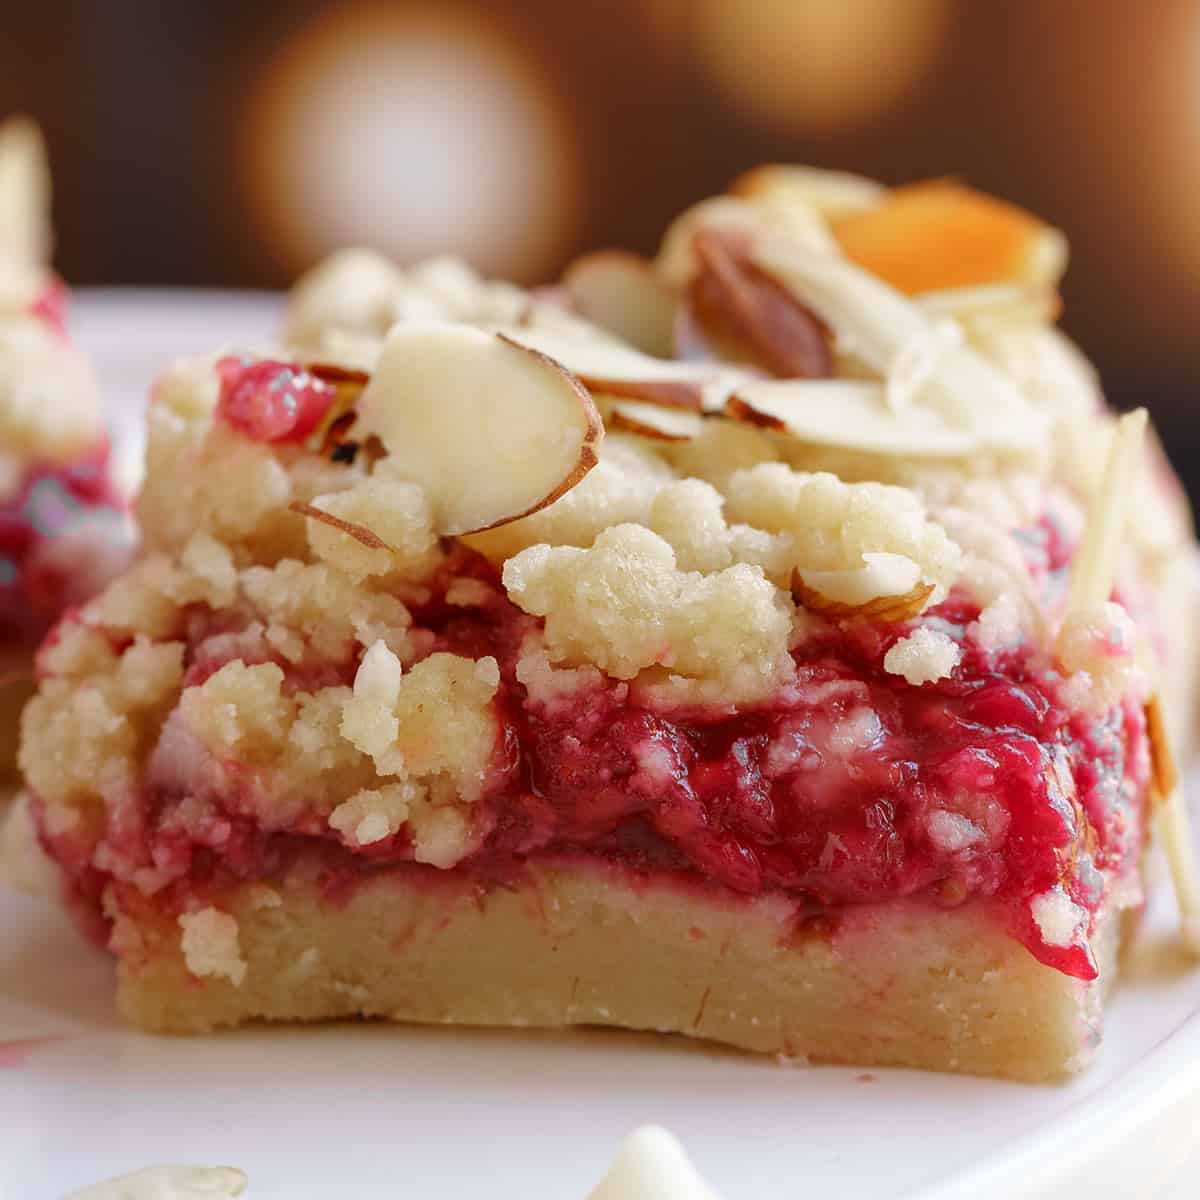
[0,317,104,458]
[883,626,962,686]
[178,907,247,986]
[503,523,794,699]
[723,463,962,598]
[341,647,500,798]
[1030,886,1089,951]
[303,474,439,582]
[464,433,673,563]
[183,661,295,761]
[286,249,527,351]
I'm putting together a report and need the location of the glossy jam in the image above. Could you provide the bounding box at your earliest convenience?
[38,532,1151,981]
[216,358,336,444]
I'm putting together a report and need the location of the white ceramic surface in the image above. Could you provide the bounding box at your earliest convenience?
[1,292,1198,1199]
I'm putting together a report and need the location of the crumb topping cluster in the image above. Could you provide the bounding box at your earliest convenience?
[21,163,1197,980]
[0,117,129,647]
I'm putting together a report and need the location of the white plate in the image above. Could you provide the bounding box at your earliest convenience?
[2,292,1199,1199]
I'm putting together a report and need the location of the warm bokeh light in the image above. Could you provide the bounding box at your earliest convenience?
[244,4,582,282]
[691,0,952,135]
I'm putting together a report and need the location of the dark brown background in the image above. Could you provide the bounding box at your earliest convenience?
[4,1,1198,491]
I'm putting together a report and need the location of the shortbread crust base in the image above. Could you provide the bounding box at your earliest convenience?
[113,860,1125,1081]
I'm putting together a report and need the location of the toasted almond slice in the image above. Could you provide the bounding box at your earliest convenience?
[304,361,371,386]
[605,400,704,442]
[792,552,935,620]
[831,179,1068,294]
[0,115,50,265]
[288,500,389,549]
[657,194,836,291]
[727,380,978,457]
[731,164,886,219]
[355,322,602,536]
[1063,408,1147,616]
[750,238,1049,457]
[688,228,832,379]
[1146,694,1180,800]
[496,323,746,412]
[564,250,678,358]
[916,283,1061,328]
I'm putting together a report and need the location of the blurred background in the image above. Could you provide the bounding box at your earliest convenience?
[3,0,1198,491]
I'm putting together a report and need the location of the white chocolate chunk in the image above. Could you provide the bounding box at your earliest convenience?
[587,1126,723,1200]
[727,379,977,458]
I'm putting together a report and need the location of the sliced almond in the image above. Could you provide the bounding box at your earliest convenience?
[564,250,677,358]
[304,361,371,386]
[831,179,1068,294]
[604,400,704,442]
[727,379,978,457]
[792,553,934,620]
[0,116,50,265]
[688,228,832,379]
[731,164,886,219]
[656,196,767,290]
[289,500,388,549]
[916,283,1061,328]
[750,238,1049,457]
[355,322,602,536]
[496,323,746,412]
[1146,694,1180,801]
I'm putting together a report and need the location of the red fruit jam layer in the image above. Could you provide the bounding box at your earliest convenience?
[35,358,1151,980]
[0,443,128,645]
[40,537,1150,983]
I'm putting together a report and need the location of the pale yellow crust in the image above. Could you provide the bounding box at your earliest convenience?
[112,860,1123,1082]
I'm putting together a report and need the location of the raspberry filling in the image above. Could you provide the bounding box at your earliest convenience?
[33,371,1148,980]
[38,532,1150,983]
[215,358,336,444]
[0,443,127,644]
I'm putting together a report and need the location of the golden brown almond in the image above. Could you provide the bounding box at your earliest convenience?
[563,250,677,358]
[791,569,934,622]
[687,228,832,379]
[1145,694,1180,802]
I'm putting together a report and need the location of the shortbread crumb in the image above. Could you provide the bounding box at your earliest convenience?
[178,908,247,986]
[883,626,962,685]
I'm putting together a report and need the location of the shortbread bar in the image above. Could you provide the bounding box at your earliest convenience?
[0,117,131,773]
[19,167,1199,1079]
